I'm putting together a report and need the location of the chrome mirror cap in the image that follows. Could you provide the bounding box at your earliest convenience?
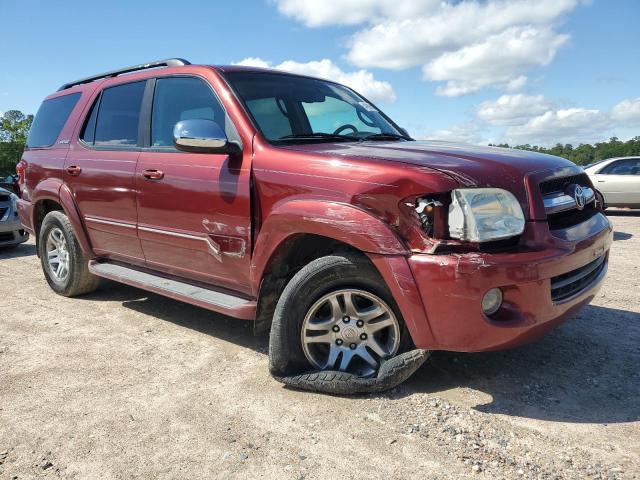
[173,119,228,153]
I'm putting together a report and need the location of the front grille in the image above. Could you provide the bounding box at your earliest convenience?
[547,208,596,230]
[541,173,596,230]
[0,232,14,242]
[540,173,590,195]
[551,255,606,302]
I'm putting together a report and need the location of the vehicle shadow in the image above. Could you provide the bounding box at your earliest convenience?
[80,280,268,353]
[0,242,37,258]
[606,209,640,217]
[613,231,633,241]
[80,282,639,424]
[406,304,640,424]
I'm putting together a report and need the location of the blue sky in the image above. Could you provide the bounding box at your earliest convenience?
[1,0,639,146]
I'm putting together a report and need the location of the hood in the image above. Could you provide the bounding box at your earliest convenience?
[280,140,581,208]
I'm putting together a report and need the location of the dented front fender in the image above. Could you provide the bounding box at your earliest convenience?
[250,199,408,291]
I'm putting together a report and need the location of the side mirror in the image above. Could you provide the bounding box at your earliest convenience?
[173,119,240,155]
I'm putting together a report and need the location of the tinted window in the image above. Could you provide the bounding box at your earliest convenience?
[27,93,80,148]
[302,96,382,135]
[80,95,100,144]
[245,97,292,139]
[224,72,402,143]
[93,81,145,146]
[151,77,226,147]
[600,159,640,175]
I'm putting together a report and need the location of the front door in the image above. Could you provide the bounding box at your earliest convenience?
[592,158,640,206]
[65,81,146,262]
[135,76,253,294]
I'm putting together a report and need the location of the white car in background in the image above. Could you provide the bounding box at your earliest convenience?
[584,156,640,209]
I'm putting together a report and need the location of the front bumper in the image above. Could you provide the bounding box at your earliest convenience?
[406,212,613,351]
[0,202,29,247]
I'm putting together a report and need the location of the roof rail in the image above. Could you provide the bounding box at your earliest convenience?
[57,58,191,91]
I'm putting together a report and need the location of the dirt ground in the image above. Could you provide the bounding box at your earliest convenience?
[1,212,639,480]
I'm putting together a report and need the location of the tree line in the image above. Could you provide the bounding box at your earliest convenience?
[490,137,640,166]
[1,109,639,176]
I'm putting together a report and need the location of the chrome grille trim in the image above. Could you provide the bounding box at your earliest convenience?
[543,187,595,215]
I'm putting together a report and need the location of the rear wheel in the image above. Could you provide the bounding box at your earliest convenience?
[269,253,409,379]
[39,211,99,297]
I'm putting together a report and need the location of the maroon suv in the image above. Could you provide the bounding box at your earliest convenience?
[17,59,612,392]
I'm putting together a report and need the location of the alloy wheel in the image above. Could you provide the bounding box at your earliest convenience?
[301,289,401,377]
[46,227,70,282]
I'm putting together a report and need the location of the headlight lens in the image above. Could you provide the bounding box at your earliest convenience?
[448,188,525,242]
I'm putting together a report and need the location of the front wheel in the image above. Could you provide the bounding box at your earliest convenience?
[38,211,99,297]
[268,254,409,379]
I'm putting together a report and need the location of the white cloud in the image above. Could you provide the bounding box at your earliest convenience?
[476,94,553,126]
[424,27,568,97]
[504,108,611,144]
[429,95,639,147]
[274,0,584,96]
[233,57,271,69]
[611,97,640,126]
[272,0,440,27]
[232,57,396,103]
[426,122,486,145]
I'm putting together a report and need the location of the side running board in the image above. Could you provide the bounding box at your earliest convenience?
[88,260,256,320]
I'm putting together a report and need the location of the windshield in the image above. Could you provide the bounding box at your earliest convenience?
[223,72,408,144]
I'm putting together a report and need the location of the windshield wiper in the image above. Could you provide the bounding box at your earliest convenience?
[360,133,410,141]
[277,133,359,142]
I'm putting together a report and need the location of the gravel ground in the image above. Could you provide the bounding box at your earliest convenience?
[1,212,639,480]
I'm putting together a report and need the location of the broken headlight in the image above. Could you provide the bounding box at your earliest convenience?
[448,188,525,242]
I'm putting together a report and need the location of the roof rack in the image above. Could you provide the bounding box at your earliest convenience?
[57,58,191,91]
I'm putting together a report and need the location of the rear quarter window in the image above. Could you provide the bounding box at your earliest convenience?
[27,93,81,148]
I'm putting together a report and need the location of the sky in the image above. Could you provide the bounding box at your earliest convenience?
[1,0,639,147]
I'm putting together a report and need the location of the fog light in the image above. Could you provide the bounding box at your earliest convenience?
[482,288,503,316]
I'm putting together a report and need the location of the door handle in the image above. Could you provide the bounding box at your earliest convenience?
[66,165,82,176]
[597,180,606,183]
[142,169,164,180]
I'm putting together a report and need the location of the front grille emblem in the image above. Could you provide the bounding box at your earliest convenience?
[566,184,586,210]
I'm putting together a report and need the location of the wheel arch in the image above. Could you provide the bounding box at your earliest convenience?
[250,199,426,337]
[31,182,93,257]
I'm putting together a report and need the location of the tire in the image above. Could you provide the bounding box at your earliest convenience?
[595,190,607,211]
[268,253,410,379]
[38,211,99,297]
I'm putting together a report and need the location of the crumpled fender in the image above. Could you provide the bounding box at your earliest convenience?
[272,349,430,395]
[251,199,408,293]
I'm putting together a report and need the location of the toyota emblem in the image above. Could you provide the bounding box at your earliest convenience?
[573,185,586,210]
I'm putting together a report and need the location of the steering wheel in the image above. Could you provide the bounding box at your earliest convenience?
[333,124,358,136]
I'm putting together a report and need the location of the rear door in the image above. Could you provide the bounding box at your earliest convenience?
[65,81,146,262]
[135,76,253,293]
[592,158,640,206]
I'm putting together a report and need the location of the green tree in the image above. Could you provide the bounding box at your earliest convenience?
[0,110,33,175]
[0,110,33,143]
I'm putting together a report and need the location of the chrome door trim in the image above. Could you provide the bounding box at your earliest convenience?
[84,216,137,229]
